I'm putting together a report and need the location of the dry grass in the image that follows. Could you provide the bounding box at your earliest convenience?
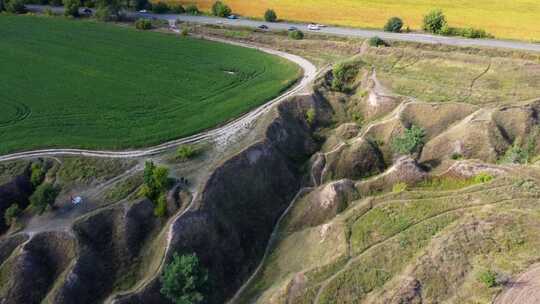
[173,0,540,41]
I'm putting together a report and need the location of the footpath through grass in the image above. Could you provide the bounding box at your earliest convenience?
[0,15,300,154]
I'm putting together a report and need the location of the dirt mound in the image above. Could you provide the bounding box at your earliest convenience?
[0,233,28,265]
[285,179,358,231]
[357,156,427,194]
[322,138,385,182]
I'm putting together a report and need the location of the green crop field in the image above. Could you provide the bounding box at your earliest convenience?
[0,15,300,154]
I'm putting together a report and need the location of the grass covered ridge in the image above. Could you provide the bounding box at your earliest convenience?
[0,15,300,154]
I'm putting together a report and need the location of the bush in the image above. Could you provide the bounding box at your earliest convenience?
[152,2,169,14]
[64,0,80,17]
[176,145,197,161]
[474,173,494,184]
[392,182,408,193]
[185,4,199,15]
[211,1,231,17]
[331,60,361,92]
[305,108,315,126]
[478,270,498,288]
[422,9,447,34]
[264,9,277,22]
[30,183,59,215]
[368,36,387,47]
[383,17,403,33]
[5,0,27,14]
[392,125,426,155]
[95,5,112,21]
[4,203,21,226]
[181,27,189,36]
[288,29,304,40]
[154,194,167,217]
[439,25,492,39]
[141,161,170,204]
[30,163,46,188]
[135,18,152,30]
[170,4,184,14]
[161,252,208,304]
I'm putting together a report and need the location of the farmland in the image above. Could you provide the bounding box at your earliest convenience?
[174,0,540,41]
[0,15,300,154]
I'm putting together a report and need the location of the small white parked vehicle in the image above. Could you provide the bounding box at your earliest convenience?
[307,24,320,31]
[139,9,148,13]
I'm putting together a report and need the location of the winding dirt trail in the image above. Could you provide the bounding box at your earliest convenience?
[0,38,317,163]
[494,264,540,304]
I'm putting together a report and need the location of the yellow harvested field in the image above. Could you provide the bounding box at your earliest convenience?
[174,0,540,41]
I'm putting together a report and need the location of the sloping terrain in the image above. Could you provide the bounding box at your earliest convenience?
[2,27,540,304]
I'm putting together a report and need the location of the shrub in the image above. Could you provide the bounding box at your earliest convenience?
[176,145,197,161]
[30,163,46,188]
[4,203,21,226]
[331,60,361,92]
[392,125,426,155]
[181,27,189,36]
[44,7,55,15]
[439,25,492,39]
[500,141,528,164]
[154,194,167,217]
[30,183,59,215]
[211,1,231,17]
[63,0,80,17]
[478,270,498,288]
[368,36,387,47]
[450,152,463,160]
[141,161,170,204]
[474,173,494,184]
[264,9,277,22]
[152,2,169,14]
[288,29,304,40]
[135,18,152,30]
[5,0,27,14]
[305,108,315,126]
[161,252,208,304]
[392,182,408,193]
[170,4,184,14]
[383,17,403,33]
[422,9,447,34]
[95,5,112,21]
[185,4,199,15]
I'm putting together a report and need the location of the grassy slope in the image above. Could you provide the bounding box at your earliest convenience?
[174,0,540,41]
[0,15,300,154]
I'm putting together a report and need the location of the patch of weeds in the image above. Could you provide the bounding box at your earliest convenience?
[391,125,425,155]
[104,172,144,203]
[351,112,363,126]
[58,158,134,185]
[415,176,480,191]
[392,182,408,193]
[176,145,199,161]
[451,152,464,160]
[478,270,498,288]
[305,108,316,126]
[474,173,494,184]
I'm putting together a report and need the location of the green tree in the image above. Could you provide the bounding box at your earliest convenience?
[135,18,152,30]
[152,1,169,14]
[288,29,304,40]
[185,4,199,15]
[134,0,148,10]
[4,203,22,226]
[264,9,277,22]
[154,193,167,217]
[5,0,27,14]
[211,1,231,17]
[30,163,46,189]
[170,4,184,13]
[30,183,59,215]
[64,0,80,17]
[161,253,208,304]
[392,125,426,155]
[176,145,197,161]
[423,9,447,34]
[384,17,403,32]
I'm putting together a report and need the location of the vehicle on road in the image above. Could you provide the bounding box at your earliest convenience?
[81,8,92,15]
[307,24,320,31]
[258,24,269,30]
[316,24,326,28]
[138,9,148,13]
[227,14,238,20]
[288,26,298,31]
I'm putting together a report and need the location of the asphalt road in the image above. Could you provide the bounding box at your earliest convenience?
[27,5,540,53]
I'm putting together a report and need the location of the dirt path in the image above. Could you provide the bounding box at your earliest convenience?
[494,264,540,304]
[0,38,317,162]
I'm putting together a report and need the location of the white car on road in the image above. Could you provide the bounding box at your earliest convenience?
[307,24,320,31]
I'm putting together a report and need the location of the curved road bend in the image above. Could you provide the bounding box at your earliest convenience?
[27,5,540,53]
[0,37,317,162]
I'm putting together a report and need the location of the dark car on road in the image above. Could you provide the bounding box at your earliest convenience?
[257,24,269,30]
[288,26,298,31]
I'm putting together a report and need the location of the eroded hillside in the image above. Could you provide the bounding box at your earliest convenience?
[2,28,540,304]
